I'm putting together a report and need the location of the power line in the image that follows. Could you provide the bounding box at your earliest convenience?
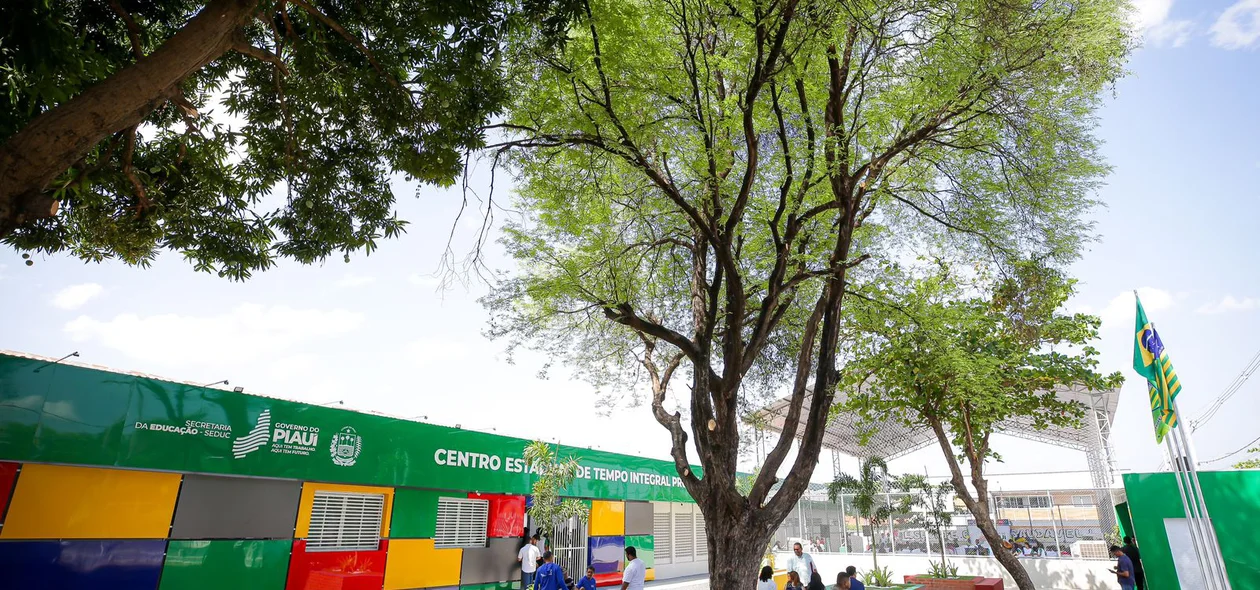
[1191,348,1260,432]
[1199,433,1260,465]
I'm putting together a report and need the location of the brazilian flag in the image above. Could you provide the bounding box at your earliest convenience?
[1133,295,1181,443]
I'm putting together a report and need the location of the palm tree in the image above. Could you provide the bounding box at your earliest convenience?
[828,457,911,571]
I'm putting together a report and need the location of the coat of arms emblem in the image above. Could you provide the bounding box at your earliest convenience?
[330,426,362,467]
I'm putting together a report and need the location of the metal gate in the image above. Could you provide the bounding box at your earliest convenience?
[551,514,589,581]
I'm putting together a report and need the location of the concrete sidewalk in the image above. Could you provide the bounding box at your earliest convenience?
[645,573,708,590]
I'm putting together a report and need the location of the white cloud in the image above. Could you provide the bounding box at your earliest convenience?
[64,304,363,366]
[1077,287,1174,330]
[335,274,376,288]
[1211,0,1260,49]
[1132,0,1195,47]
[52,283,104,310]
[408,273,441,287]
[403,338,471,369]
[1195,295,1260,314]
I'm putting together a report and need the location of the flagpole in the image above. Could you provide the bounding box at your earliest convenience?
[1171,398,1233,589]
[1164,435,1215,590]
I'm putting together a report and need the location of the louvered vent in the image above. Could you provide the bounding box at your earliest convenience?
[435,497,489,548]
[653,510,672,564]
[674,511,693,559]
[306,491,385,552]
[694,511,708,556]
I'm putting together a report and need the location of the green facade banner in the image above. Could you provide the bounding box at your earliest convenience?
[0,354,697,503]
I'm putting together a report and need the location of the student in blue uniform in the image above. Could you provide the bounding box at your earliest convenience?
[534,551,570,590]
[845,566,865,590]
[576,567,598,590]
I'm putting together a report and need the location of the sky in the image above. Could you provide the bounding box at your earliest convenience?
[3,0,1259,495]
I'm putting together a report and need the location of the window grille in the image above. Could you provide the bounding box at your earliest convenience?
[674,511,693,560]
[653,509,672,564]
[694,511,708,557]
[306,491,385,552]
[435,497,489,548]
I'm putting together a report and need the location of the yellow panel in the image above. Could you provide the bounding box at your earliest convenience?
[384,538,461,589]
[645,568,655,582]
[589,500,625,536]
[295,482,394,538]
[1,464,180,539]
[774,571,788,587]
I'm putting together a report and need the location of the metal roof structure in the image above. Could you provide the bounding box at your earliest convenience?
[751,383,1124,532]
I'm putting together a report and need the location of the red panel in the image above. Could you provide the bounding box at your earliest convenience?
[468,492,526,538]
[0,461,18,523]
[977,578,1005,590]
[286,539,387,590]
[594,572,623,587]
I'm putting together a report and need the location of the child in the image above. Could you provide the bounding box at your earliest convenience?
[575,567,598,590]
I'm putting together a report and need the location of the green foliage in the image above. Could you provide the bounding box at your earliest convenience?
[829,457,912,569]
[897,474,956,564]
[0,0,580,278]
[523,440,589,538]
[865,565,896,587]
[1233,448,1260,470]
[925,560,960,579]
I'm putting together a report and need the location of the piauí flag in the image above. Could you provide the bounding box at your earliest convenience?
[1133,295,1181,443]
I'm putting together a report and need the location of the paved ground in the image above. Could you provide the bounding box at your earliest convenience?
[645,574,708,590]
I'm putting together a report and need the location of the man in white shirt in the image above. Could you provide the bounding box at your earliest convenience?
[518,535,542,589]
[785,542,816,584]
[621,546,646,590]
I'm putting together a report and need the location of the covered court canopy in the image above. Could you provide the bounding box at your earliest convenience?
[749,383,1123,530]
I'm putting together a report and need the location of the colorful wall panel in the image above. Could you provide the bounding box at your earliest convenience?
[0,463,180,539]
[286,538,388,590]
[391,488,448,538]
[160,539,292,590]
[625,535,654,568]
[468,492,526,538]
[624,501,652,536]
[589,535,625,574]
[383,538,461,589]
[458,537,521,584]
[295,482,394,539]
[0,539,166,589]
[0,461,17,524]
[171,474,301,539]
[589,500,625,536]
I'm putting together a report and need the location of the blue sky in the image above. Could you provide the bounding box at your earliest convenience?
[3,0,1259,492]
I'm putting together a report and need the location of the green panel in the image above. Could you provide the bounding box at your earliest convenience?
[391,488,447,538]
[159,539,292,590]
[626,535,654,568]
[0,353,698,503]
[1123,471,1260,590]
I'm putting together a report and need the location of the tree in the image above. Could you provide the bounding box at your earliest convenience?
[898,473,956,568]
[523,440,590,544]
[483,0,1131,585]
[0,0,579,278]
[1233,448,1260,470]
[828,457,910,571]
[839,263,1124,590]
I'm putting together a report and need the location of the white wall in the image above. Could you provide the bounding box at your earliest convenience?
[775,552,1119,590]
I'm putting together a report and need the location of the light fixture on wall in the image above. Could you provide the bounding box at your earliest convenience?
[233,386,244,393]
[202,379,229,387]
[33,351,79,373]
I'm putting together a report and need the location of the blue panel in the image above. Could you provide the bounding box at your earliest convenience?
[588,536,624,575]
[0,539,165,589]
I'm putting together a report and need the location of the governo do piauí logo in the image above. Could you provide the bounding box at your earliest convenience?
[232,409,272,458]
[230,409,321,459]
[330,426,362,467]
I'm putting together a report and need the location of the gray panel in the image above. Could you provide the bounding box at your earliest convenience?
[171,474,301,539]
[625,501,653,536]
[459,537,523,584]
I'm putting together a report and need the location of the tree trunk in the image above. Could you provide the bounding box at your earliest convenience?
[966,508,1035,590]
[0,0,258,237]
[706,511,773,590]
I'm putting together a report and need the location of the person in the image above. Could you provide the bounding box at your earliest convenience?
[1109,545,1136,589]
[833,572,851,590]
[785,571,805,590]
[621,546,646,590]
[1122,537,1146,590]
[518,535,541,589]
[758,566,778,590]
[807,572,827,590]
[845,566,865,590]
[785,542,817,584]
[534,551,569,590]
[576,567,598,590]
